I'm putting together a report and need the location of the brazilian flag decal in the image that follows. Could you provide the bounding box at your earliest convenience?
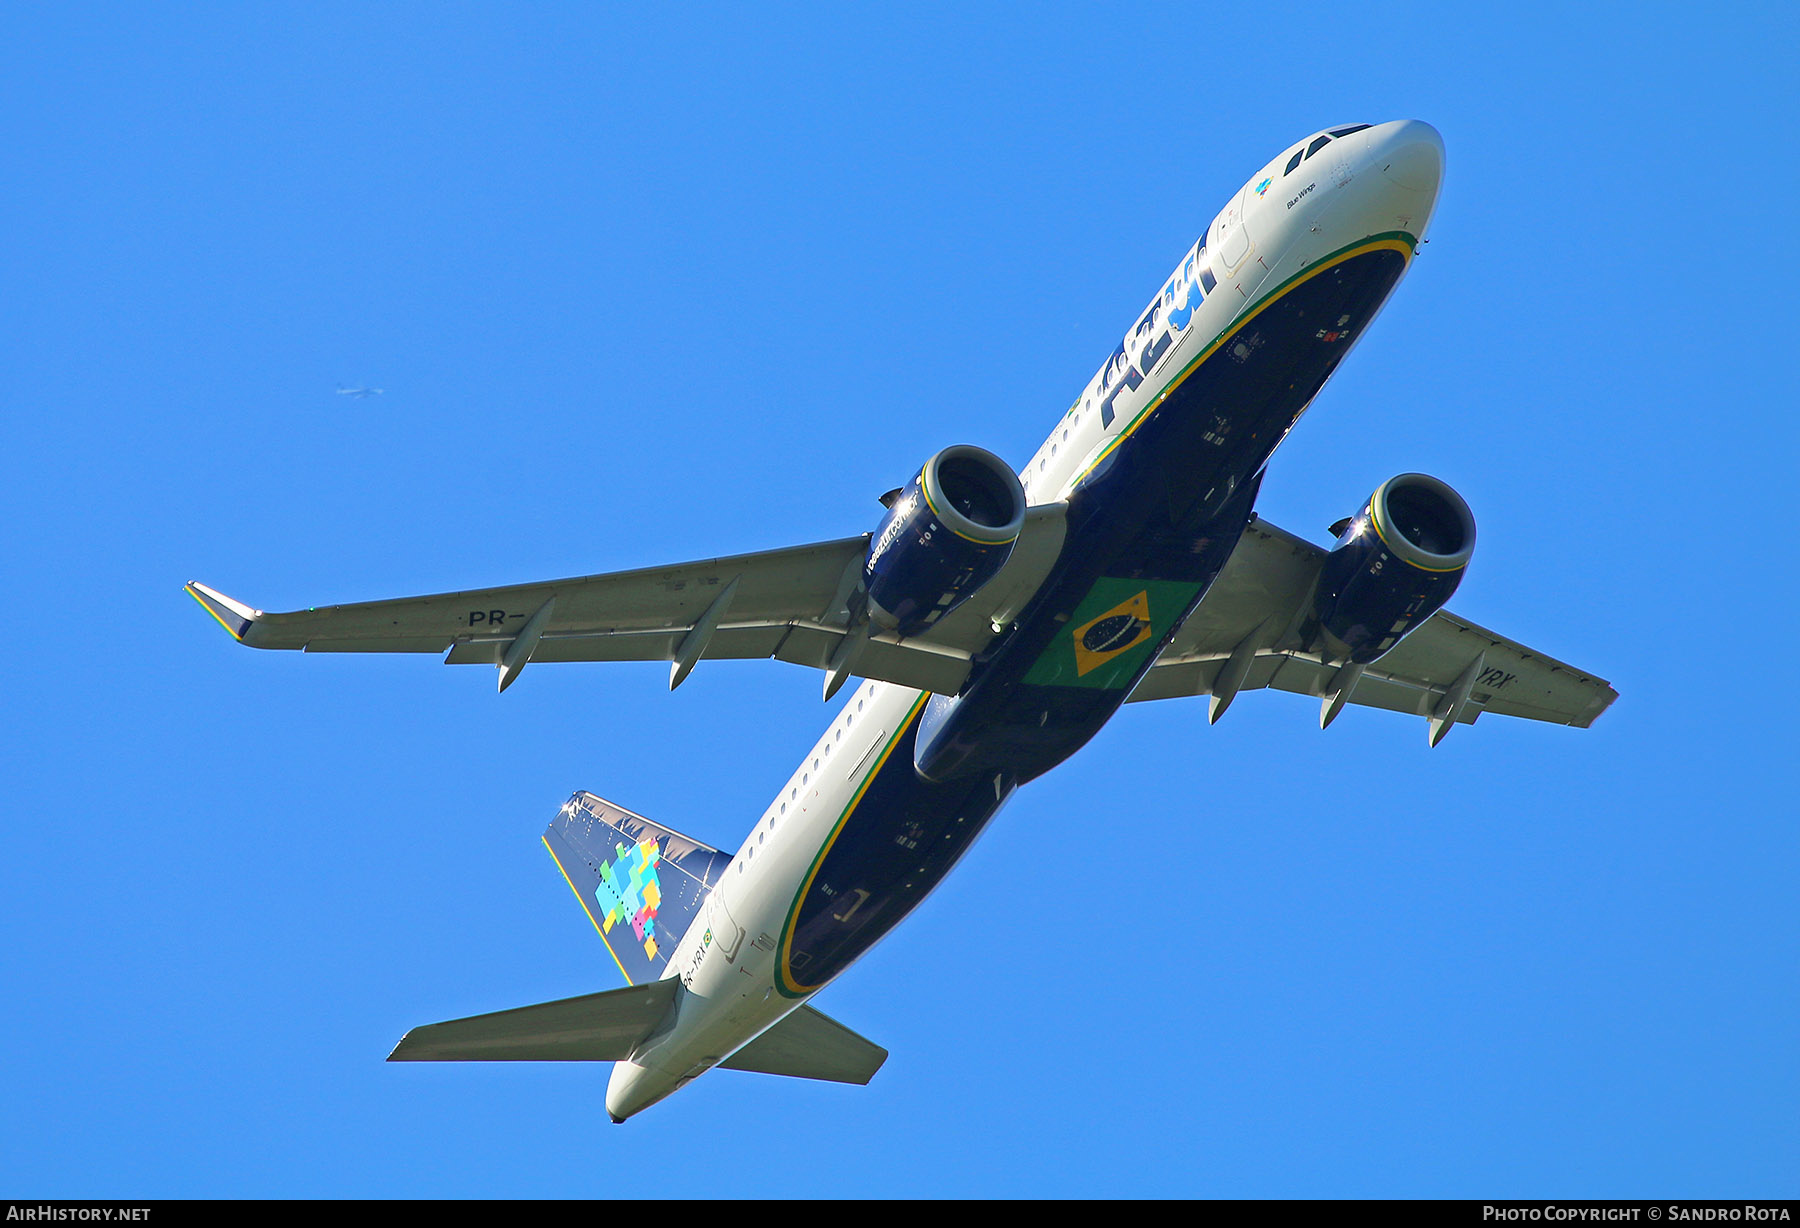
[1023,577,1204,690]
[1074,590,1152,677]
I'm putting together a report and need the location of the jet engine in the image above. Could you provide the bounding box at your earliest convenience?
[863,445,1026,637]
[1311,473,1475,664]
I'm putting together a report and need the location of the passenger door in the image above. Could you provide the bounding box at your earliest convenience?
[1213,185,1252,276]
[708,889,745,964]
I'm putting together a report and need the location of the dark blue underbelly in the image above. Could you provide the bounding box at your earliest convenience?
[778,694,1013,997]
[915,243,1409,783]
[778,241,1409,996]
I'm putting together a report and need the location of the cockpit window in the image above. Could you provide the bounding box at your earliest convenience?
[1305,134,1332,159]
[1284,148,1303,176]
[1329,124,1371,137]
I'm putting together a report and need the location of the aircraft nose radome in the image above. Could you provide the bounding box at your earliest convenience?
[1375,119,1444,194]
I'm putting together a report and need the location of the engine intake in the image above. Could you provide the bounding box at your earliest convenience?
[864,445,1026,637]
[1312,473,1475,664]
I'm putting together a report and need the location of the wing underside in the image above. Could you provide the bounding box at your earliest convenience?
[187,503,1610,735]
[1130,516,1616,734]
[187,504,1068,698]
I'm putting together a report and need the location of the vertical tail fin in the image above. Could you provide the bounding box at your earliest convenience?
[542,791,733,986]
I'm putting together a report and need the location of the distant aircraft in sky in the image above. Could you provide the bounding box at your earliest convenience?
[335,385,383,399]
[190,120,1615,1121]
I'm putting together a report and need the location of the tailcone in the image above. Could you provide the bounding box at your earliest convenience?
[605,1058,683,1123]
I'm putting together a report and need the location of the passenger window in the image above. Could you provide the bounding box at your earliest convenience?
[1329,124,1371,137]
[1284,149,1303,175]
[1305,135,1331,160]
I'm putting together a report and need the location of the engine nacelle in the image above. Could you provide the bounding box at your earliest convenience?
[864,445,1026,638]
[1312,473,1476,664]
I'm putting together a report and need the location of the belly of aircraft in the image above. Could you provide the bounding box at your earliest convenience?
[911,243,1410,784]
[770,243,1410,998]
[778,694,1013,995]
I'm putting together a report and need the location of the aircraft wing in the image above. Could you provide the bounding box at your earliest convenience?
[1128,516,1617,737]
[186,503,1067,696]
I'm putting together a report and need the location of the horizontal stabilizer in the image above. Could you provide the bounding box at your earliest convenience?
[388,978,679,1062]
[720,1005,888,1085]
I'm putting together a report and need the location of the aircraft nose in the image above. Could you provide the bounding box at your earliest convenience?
[1374,120,1445,195]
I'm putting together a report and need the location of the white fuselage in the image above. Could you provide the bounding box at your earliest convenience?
[606,119,1445,1120]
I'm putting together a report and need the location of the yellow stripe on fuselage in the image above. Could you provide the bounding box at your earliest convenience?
[1073,234,1416,488]
[777,692,931,997]
[774,238,1415,996]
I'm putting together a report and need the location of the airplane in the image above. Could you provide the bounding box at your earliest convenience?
[335,385,383,399]
[188,120,1616,1122]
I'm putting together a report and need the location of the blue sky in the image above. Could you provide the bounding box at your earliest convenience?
[4,2,1795,1198]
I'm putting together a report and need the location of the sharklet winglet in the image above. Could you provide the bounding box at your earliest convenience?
[184,582,262,643]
